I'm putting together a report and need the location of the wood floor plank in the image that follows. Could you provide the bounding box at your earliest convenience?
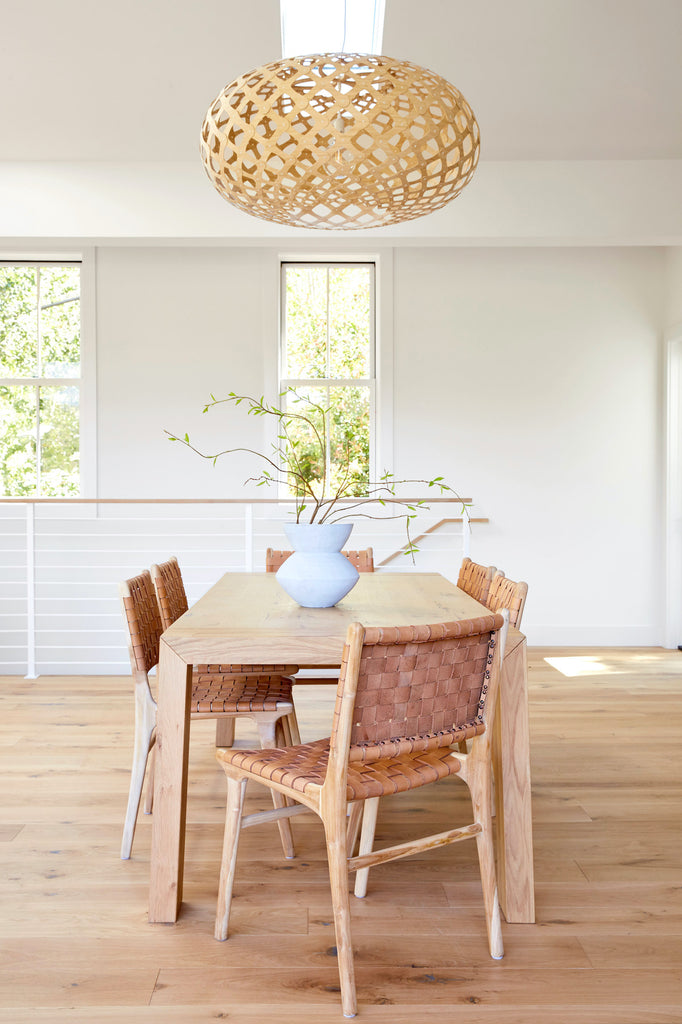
[149,966,682,1007]
[0,932,590,971]
[0,824,23,840]
[0,969,159,1008]
[0,1007,680,1024]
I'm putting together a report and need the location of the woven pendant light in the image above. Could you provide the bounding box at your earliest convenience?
[200,52,480,230]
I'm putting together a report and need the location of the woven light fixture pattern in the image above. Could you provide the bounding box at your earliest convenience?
[200,52,480,230]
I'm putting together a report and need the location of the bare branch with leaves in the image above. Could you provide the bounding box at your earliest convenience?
[167,388,469,557]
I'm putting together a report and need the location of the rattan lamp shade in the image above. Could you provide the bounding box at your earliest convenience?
[200,52,480,230]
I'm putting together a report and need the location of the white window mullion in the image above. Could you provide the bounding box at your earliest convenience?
[36,266,42,377]
[35,268,42,494]
[325,383,331,493]
[325,266,331,376]
[35,382,41,496]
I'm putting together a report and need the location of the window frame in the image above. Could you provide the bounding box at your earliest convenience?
[0,251,96,497]
[279,259,377,494]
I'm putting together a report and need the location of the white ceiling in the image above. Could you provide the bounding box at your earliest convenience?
[1,0,681,163]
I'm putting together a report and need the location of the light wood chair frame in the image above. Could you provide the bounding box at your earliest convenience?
[214,611,508,1018]
[119,570,300,862]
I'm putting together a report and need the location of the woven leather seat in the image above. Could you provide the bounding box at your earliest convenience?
[119,569,300,861]
[221,734,489,800]
[191,674,296,713]
[214,612,509,1018]
[194,662,299,675]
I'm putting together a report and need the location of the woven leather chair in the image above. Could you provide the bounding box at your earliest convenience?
[214,611,509,1018]
[151,557,300,748]
[457,556,497,605]
[487,570,528,629]
[119,569,300,861]
[266,547,374,573]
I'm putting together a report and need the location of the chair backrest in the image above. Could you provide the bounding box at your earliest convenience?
[457,557,497,605]
[346,548,374,572]
[119,570,163,674]
[328,614,507,777]
[150,557,188,630]
[487,571,528,629]
[265,548,290,572]
[266,547,375,573]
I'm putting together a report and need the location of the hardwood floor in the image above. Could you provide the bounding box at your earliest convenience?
[0,647,680,1022]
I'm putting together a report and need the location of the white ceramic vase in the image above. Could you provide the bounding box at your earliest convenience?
[276,522,359,608]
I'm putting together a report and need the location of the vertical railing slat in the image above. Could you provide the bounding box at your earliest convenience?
[244,504,254,571]
[25,503,37,679]
[462,513,471,559]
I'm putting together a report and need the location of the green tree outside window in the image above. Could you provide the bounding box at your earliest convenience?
[282,263,373,497]
[0,265,80,496]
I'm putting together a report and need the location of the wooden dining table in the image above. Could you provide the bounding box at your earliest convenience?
[150,571,535,925]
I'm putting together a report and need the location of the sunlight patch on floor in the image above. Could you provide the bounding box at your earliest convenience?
[544,655,612,677]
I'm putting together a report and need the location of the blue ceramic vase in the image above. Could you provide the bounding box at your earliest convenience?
[276,523,359,608]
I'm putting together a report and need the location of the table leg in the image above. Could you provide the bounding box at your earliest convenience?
[493,635,535,923]
[149,638,192,923]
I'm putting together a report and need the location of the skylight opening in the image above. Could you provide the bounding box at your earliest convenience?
[280,0,385,58]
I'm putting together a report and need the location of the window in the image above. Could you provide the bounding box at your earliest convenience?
[0,263,81,496]
[280,262,375,496]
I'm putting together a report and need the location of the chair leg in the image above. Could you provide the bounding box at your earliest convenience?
[468,758,504,959]
[216,718,236,748]
[255,717,295,859]
[346,801,363,857]
[353,796,379,898]
[286,709,301,746]
[143,740,156,815]
[121,724,154,860]
[323,811,357,1018]
[215,775,247,941]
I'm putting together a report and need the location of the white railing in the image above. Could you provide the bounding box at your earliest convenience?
[0,497,484,677]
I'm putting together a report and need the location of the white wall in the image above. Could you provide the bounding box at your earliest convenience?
[91,244,666,645]
[96,247,275,497]
[665,247,682,328]
[1,160,682,245]
[392,247,665,645]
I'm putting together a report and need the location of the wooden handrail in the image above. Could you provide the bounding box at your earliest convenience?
[378,517,489,567]
[0,496,473,505]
